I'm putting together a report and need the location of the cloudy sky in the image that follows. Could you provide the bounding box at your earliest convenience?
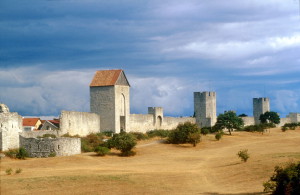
[1,0,300,118]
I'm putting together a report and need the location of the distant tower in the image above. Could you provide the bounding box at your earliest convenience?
[253,97,270,124]
[90,69,130,133]
[194,91,217,128]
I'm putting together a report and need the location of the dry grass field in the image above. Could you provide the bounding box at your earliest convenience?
[1,128,300,195]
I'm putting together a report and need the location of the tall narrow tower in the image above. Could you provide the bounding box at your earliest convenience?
[90,69,130,133]
[194,91,217,128]
[253,97,270,124]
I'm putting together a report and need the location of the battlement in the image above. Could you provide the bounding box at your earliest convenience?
[253,97,269,102]
[194,91,216,98]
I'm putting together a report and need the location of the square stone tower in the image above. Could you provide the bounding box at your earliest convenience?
[0,104,23,151]
[194,91,217,128]
[90,70,130,133]
[253,97,270,124]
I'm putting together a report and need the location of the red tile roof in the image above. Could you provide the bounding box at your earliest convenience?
[90,69,123,87]
[23,118,40,126]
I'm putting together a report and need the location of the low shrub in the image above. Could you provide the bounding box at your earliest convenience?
[4,148,28,159]
[109,132,137,156]
[188,132,201,147]
[237,149,249,162]
[264,162,300,194]
[215,132,223,141]
[282,123,299,131]
[49,152,56,157]
[102,131,113,137]
[168,122,201,146]
[81,133,104,152]
[94,146,110,156]
[200,127,210,135]
[4,148,19,158]
[61,133,80,138]
[5,168,13,175]
[37,134,56,138]
[15,168,22,174]
[16,147,28,159]
[129,132,149,141]
[281,126,288,132]
[146,129,170,138]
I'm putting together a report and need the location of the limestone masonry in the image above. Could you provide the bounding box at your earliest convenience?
[0,69,299,157]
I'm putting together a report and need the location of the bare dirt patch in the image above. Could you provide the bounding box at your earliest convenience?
[1,128,300,194]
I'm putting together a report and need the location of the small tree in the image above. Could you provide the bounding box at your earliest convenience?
[214,111,244,135]
[259,111,280,125]
[264,162,300,194]
[237,149,249,162]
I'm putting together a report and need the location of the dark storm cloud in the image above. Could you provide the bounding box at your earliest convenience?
[0,0,300,116]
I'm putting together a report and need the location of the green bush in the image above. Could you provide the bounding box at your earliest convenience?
[5,148,28,159]
[102,131,113,137]
[215,132,223,141]
[146,129,170,138]
[15,168,22,174]
[4,148,19,158]
[81,133,104,152]
[237,149,249,162]
[281,126,288,132]
[109,132,137,156]
[264,162,300,194]
[129,132,149,141]
[94,146,110,156]
[5,168,13,175]
[188,132,201,147]
[61,133,80,138]
[282,123,299,131]
[200,127,210,135]
[49,152,56,157]
[16,147,28,159]
[168,122,201,146]
[40,134,57,138]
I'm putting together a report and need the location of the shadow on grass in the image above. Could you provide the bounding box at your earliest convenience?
[220,162,242,167]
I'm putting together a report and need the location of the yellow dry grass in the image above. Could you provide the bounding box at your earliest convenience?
[1,128,300,195]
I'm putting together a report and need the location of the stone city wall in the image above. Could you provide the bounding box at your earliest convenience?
[60,111,100,136]
[241,117,255,126]
[19,136,81,157]
[278,118,292,127]
[20,130,60,138]
[129,114,196,133]
[0,112,22,151]
[162,117,196,129]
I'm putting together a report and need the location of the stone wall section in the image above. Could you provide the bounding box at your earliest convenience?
[0,112,22,151]
[59,111,100,136]
[114,85,130,133]
[241,117,255,126]
[20,130,60,138]
[20,136,80,157]
[286,113,300,123]
[129,107,196,133]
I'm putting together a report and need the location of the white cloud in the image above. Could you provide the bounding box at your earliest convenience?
[130,77,202,116]
[0,66,94,115]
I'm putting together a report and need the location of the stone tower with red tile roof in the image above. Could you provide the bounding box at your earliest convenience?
[90,69,130,133]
